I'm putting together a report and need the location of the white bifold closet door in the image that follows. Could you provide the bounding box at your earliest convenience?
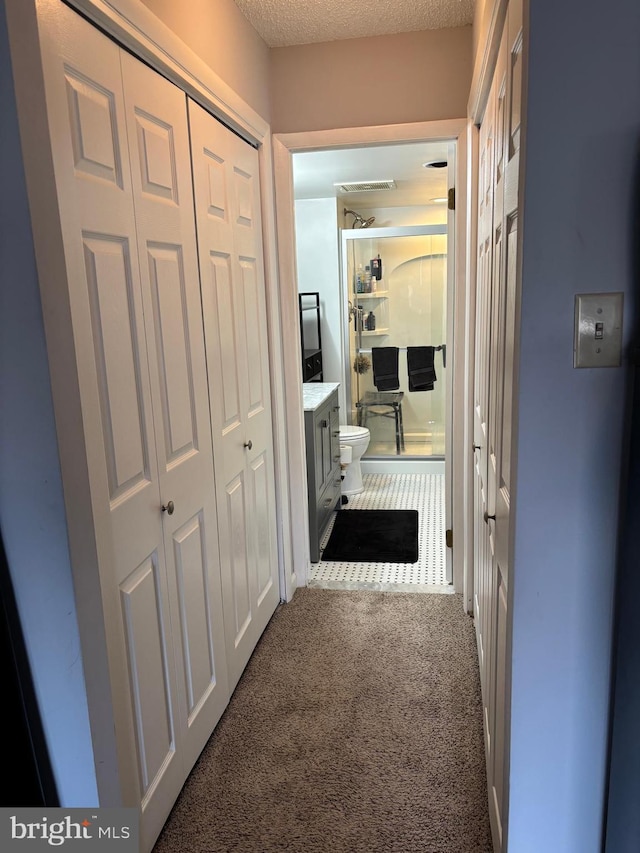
[29,3,281,848]
[188,100,280,692]
[118,52,230,779]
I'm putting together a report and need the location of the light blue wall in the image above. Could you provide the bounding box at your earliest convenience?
[508,0,640,849]
[0,1,98,807]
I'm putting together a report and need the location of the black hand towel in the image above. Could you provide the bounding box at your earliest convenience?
[372,347,400,391]
[407,346,436,391]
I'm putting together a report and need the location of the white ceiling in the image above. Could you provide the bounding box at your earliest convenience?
[293,141,451,207]
[233,0,475,48]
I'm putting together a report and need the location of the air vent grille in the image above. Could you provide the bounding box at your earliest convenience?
[336,180,396,193]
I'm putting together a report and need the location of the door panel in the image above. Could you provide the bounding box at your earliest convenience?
[209,253,243,426]
[188,98,279,691]
[40,10,183,830]
[147,243,198,464]
[134,112,177,201]
[120,553,175,795]
[473,85,494,705]
[226,475,252,646]
[241,258,267,413]
[120,52,230,785]
[250,452,274,599]
[83,234,151,501]
[473,0,523,849]
[64,70,124,187]
[171,512,219,719]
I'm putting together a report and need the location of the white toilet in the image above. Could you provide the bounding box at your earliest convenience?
[339,424,370,495]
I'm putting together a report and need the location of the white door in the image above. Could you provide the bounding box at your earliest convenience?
[31,6,229,848]
[120,52,230,776]
[37,7,185,834]
[188,99,280,691]
[487,4,523,848]
[473,68,496,710]
[473,0,523,849]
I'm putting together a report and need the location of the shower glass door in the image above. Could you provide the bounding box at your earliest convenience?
[342,225,447,459]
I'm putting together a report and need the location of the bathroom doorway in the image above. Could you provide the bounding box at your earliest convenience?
[273,119,470,600]
[291,140,455,591]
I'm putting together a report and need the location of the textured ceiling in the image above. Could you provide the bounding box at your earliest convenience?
[233,0,475,48]
[293,141,451,206]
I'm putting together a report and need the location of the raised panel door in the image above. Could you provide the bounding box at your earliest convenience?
[474,0,524,849]
[120,54,230,797]
[188,99,279,691]
[33,5,185,841]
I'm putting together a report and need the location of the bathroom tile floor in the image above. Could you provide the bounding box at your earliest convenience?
[309,473,452,593]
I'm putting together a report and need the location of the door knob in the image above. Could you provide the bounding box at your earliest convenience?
[243,440,253,450]
[162,500,175,515]
[484,512,496,523]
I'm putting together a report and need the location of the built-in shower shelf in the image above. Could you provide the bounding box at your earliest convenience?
[357,290,389,298]
[361,328,389,336]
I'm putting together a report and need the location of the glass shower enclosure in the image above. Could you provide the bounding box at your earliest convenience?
[341,225,448,459]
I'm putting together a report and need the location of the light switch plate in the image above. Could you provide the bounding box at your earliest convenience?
[574,292,623,368]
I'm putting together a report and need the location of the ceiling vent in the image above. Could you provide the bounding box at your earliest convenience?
[335,180,396,193]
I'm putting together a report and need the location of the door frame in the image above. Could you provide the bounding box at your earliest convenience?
[272,120,471,599]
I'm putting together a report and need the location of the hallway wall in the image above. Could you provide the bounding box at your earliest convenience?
[507,0,640,850]
[0,1,97,806]
[270,27,472,133]
[139,0,271,121]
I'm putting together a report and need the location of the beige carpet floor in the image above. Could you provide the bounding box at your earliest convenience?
[153,588,492,853]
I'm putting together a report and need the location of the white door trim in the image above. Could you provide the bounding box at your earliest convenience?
[468,0,509,124]
[463,120,480,615]
[272,119,470,598]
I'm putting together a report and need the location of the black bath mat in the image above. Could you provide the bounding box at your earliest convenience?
[321,509,419,563]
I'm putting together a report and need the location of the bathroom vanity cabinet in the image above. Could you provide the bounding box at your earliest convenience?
[303,384,341,562]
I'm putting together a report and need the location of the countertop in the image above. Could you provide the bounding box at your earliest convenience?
[302,382,340,412]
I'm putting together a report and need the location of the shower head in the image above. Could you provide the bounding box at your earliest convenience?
[344,208,376,229]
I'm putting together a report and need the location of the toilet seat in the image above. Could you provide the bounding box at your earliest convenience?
[339,424,369,440]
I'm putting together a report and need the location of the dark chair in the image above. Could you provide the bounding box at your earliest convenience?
[357,391,405,455]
